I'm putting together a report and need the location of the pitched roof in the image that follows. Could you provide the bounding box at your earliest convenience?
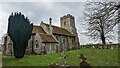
[42,23,75,36]
[52,26,75,36]
[32,26,46,34]
[39,34,58,43]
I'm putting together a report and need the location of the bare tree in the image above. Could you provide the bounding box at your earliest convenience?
[83,1,119,45]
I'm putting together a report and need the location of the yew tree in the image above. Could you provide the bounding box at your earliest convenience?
[7,12,33,58]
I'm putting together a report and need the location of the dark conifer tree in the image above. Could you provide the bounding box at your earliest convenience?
[8,12,33,58]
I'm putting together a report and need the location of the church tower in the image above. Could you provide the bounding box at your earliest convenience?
[60,14,76,35]
[60,14,80,49]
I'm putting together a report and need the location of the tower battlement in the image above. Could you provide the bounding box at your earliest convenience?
[60,14,74,20]
[60,14,75,33]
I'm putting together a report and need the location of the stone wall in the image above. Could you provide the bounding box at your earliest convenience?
[54,34,75,51]
[44,43,57,54]
[33,33,42,54]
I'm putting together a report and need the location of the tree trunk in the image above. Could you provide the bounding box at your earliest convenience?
[101,31,106,49]
[101,27,106,45]
[101,34,106,45]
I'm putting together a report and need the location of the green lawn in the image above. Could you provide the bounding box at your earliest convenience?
[2,48,118,66]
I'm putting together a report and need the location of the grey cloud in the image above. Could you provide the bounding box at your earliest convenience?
[2,2,85,25]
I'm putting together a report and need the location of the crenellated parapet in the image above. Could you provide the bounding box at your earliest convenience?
[60,14,74,20]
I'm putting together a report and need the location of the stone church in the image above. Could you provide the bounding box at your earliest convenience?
[3,14,80,55]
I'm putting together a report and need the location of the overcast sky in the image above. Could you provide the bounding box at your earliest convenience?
[0,2,118,45]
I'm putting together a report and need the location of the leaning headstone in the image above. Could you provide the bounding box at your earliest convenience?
[79,54,91,68]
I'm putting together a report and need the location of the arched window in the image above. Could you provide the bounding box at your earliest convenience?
[64,22,66,26]
[35,40,39,48]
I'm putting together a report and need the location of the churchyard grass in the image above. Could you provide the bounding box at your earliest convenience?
[2,48,118,66]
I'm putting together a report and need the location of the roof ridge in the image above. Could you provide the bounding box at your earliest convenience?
[42,22,69,31]
[41,22,75,36]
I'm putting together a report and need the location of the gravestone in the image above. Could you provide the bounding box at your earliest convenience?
[92,45,95,52]
[49,51,70,68]
[79,54,91,68]
[60,51,70,68]
[60,51,67,65]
